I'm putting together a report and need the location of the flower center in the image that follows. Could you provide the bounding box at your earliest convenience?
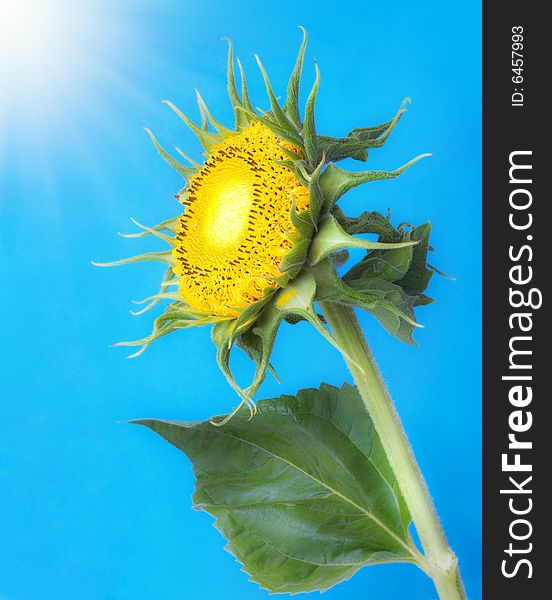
[173,122,310,317]
[198,159,253,254]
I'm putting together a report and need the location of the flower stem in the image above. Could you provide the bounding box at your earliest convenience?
[320,302,467,600]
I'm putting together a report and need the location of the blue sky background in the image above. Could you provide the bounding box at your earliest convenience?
[0,1,481,598]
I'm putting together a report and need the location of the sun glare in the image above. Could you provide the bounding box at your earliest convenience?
[0,0,105,162]
[0,0,60,59]
[0,0,147,181]
[0,0,78,113]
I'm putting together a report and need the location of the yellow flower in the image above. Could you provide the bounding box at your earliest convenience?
[173,122,309,317]
[96,28,430,408]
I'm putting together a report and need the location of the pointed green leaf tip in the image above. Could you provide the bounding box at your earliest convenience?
[311,259,422,345]
[283,26,308,129]
[254,54,298,136]
[210,271,348,411]
[143,128,197,180]
[225,38,248,130]
[303,61,320,166]
[195,89,234,136]
[308,215,416,265]
[134,383,418,594]
[162,100,223,152]
[91,250,173,268]
[320,153,431,209]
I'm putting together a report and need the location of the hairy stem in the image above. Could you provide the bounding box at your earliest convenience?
[320,302,467,600]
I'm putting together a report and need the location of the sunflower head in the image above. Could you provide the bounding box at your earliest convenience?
[173,121,310,317]
[96,29,441,410]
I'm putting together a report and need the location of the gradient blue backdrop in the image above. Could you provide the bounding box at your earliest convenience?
[0,1,481,598]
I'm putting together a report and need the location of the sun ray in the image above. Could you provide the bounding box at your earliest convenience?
[0,0,164,197]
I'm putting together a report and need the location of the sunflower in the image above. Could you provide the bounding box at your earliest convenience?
[96,28,435,411]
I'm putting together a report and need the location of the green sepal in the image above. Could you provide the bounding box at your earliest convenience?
[91,249,173,268]
[195,90,235,137]
[279,195,314,287]
[278,238,311,278]
[310,260,421,344]
[211,320,254,414]
[330,249,350,267]
[319,154,430,209]
[344,276,419,345]
[238,106,303,148]
[278,144,303,163]
[302,156,326,227]
[236,58,256,120]
[302,62,320,166]
[225,39,249,130]
[230,292,275,340]
[427,262,455,281]
[333,208,402,242]
[212,273,318,402]
[129,267,176,317]
[116,302,230,358]
[235,328,280,382]
[212,271,362,406]
[317,137,370,162]
[133,383,417,594]
[347,97,410,143]
[119,217,174,245]
[316,98,410,163]
[210,292,277,411]
[338,219,442,340]
[162,100,223,152]
[144,128,197,180]
[255,54,300,137]
[289,196,314,240]
[283,26,308,130]
[174,147,202,171]
[308,216,416,266]
[394,222,434,296]
[118,215,181,239]
[414,293,436,307]
[344,244,414,283]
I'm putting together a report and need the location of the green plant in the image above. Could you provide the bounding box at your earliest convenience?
[97,29,466,599]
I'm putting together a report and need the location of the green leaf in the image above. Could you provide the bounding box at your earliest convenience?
[195,90,234,137]
[115,302,229,358]
[303,62,320,166]
[236,58,256,119]
[345,277,419,345]
[278,238,311,277]
[211,271,325,405]
[347,97,410,143]
[308,216,415,265]
[333,208,402,242]
[311,260,421,344]
[317,98,411,163]
[91,250,173,268]
[162,100,223,152]
[394,222,434,296]
[319,154,430,208]
[414,293,436,307]
[143,128,197,180]
[118,215,180,239]
[135,383,417,593]
[225,38,249,129]
[344,245,414,283]
[331,218,442,343]
[254,55,302,141]
[283,26,308,130]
